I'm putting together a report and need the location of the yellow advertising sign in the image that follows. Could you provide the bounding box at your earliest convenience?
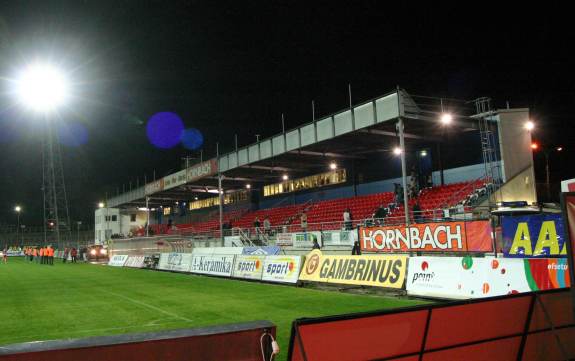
[299,250,407,289]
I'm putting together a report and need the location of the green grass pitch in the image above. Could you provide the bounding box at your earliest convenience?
[0,257,426,360]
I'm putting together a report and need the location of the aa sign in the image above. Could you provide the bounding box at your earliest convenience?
[502,214,567,257]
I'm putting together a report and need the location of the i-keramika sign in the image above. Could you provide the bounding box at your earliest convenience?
[299,250,407,289]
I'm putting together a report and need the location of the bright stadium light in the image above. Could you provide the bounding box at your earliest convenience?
[246,184,251,189]
[329,162,337,170]
[14,205,21,213]
[393,147,402,155]
[98,202,105,208]
[420,150,427,157]
[531,143,539,150]
[440,113,453,125]
[524,121,535,131]
[282,174,289,181]
[557,147,563,152]
[14,63,70,113]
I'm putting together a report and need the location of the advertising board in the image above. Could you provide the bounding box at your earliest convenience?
[192,247,244,256]
[190,255,235,277]
[262,255,303,284]
[321,230,357,246]
[292,232,322,248]
[299,250,407,289]
[232,255,265,280]
[406,256,571,299]
[242,246,281,255]
[187,159,217,183]
[360,220,492,252]
[163,169,187,190]
[108,254,129,267]
[502,214,567,257]
[124,255,146,268]
[276,233,293,246]
[157,253,193,272]
[144,179,164,195]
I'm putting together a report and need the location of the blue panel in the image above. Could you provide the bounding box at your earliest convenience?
[502,214,566,258]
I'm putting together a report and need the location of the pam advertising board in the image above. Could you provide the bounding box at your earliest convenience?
[299,250,407,289]
[262,255,303,284]
[502,214,567,257]
[292,232,323,248]
[360,220,492,253]
[158,253,193,272]
[190,255,235,277]
[321,230,357,246]
[406,256,571,299]
[124,256,146,268]
[108,254,129,267]
[232,255,265,280]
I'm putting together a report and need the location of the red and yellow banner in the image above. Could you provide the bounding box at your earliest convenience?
[360,221,492,253]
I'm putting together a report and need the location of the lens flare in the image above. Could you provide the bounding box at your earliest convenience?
[146,112,184,149]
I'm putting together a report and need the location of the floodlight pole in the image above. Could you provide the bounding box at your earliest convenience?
[397,117,410,225]
[145,196,150,237]
[217,142,223,242]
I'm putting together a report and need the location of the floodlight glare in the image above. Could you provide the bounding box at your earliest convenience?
[15,63,70,113]
[329,162,337,170]
[282,174,289,181]
[246,184,251,189]
[15,205,21,213]
[557,147,563,152]
[393,147,402,155]
[531,143,539,150]
[440,113,453,125]
[98,202,105,208]
[524,121,535,131]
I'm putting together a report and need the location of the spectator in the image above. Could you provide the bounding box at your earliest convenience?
[71,248,77,263]
[351,240,361,255]
[2,247,7,264]
[300,212,308,232]
[343,208,352,230]
[394,183,404,205]
[373,203,388,224]
[312,238,321,250]
[254,217,261,238]
[263,216,271,236]
[413,201,422,223]
[167,218,173,229]
[63,248,69,263]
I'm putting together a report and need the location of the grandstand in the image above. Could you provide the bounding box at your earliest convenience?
[95,89,536,249]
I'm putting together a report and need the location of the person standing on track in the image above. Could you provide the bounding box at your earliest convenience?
[2,247,7,264]
[48,246,54,265]
[33,247,38,263]
[71,248,77,263]
[40,247,45,264]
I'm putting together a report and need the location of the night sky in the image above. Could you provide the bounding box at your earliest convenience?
[0,2,573,226]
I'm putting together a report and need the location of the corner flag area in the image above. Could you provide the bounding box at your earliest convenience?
[0,258,423,360]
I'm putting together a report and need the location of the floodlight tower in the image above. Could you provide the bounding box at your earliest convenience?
[15,63,72,246]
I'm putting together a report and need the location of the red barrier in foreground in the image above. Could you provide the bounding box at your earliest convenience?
[288,288,575,361]
[0,320,275,361]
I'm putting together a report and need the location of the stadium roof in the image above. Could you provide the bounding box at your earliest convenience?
[107,88,483,208]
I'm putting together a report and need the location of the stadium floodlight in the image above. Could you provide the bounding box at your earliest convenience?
[14,63,70,113]
[524,121,535,131]
[246,184,251,189]
[282,174,289,181]
[531,143,539,150]
[393,147,402,155]
[98,202,105,208]
[440,113,453,125]
[194,196,198,200]
[557,147,563,152]
[420,150,427,157]
[14,205,21,213]
[329,162,337,170]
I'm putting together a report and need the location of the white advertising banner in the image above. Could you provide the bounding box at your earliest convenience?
[163,169,188,190]
[187,159,217,183]
[158,253,193,272]
[262,255,303,284]
[224,236,244,247]
[406,257,480,299]
[108,254,129,267]
[292,232,323,248]
[232,255,265,280]
[406,256,571,299]
[124,256,146,268]
[321,230,357,246]
[145,179,164,195]
[276,233,294,246]
[190,255,235,277]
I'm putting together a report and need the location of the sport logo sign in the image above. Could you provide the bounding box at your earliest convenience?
[262,256,303,284]
[305,253,320,275]
[232,255,264,280]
